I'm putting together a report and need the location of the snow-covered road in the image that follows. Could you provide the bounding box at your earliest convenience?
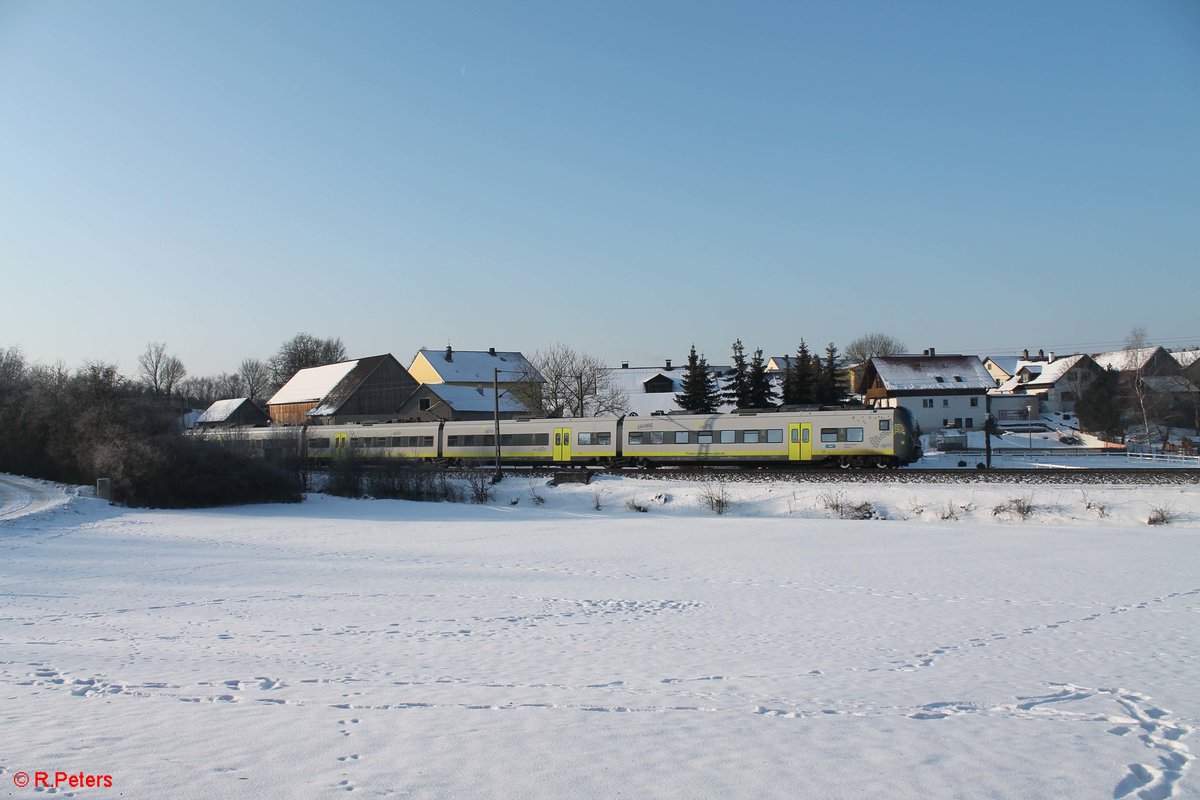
[0,473,69,521]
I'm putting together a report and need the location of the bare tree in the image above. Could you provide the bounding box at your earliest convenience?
[514,343,628,417]
[844,332,907,365]
[138,342,186,396]
[238,358,271,400]
[269,333,346,387]
[1124,327,1160,451]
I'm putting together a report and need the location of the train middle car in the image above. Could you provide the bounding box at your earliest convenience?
[287,406,919,468]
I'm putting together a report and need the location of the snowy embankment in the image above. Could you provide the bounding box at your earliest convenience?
[1,475,1197,799]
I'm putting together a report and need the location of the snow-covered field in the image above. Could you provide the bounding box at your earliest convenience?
[2,474,1198,799]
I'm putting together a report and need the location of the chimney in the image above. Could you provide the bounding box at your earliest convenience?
[1023,349,1029,360]
[488,347,496,356]
[928,347,935,357]
[665,359,673,370]
[1037,349,1045,361]
[1047,351,1055,363]
[444,345,453,362]
[621,361,629,369]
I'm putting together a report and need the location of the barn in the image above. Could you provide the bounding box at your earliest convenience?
[267,354,418,425]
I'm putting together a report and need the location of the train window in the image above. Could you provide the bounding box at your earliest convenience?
[628,432,643,445]
[501,434,513,446]
[719,430,735,444]
[820,429,838,443]
[650,431,665,444]
[767,429,783,443]
[534,433,549,446]
[675,431,689,444]
[309,438,331,449]
[846,428,864,442]
[879,420,890,431]
[554,433,561,446]
[791,428,798,443]
[351,438,367,447]
[698,432,713,445]
[802,428,810,444]
[374,437,388,447]
[744,431,760,443]
[447,436,458,446]
[578,432,592,445]
[597,432,611,446]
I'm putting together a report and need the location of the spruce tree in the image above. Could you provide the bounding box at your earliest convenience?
[816,342,846,405]
[722,339,750,409]
[746,348,778,408]
[675,344,720,413]
[1076,367,1123,442]
[782,340,817,405]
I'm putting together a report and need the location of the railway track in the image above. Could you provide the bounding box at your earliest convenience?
[331,464,1200,485]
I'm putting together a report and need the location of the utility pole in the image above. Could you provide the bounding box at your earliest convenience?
[493,368,502,484]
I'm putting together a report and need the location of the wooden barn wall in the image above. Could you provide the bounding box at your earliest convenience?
[269,401,318,425]
[338,360,419,418]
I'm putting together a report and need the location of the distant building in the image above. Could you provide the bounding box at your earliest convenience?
[196,397,269,428]
[267,354,418,425]
[408,346,543,389]
[991,353,1102,415]
[860,350,994,432]
[1090,346,1181,378]
[605,359,733,417]
[396,384,530,422]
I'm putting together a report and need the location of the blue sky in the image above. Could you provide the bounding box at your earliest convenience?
[1,0,1198,376]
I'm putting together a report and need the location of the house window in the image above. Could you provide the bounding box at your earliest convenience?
[922,398,934,408]
[954,376,963,382]
[970,397,979,407]
[419,398,431,411]
[965,417,974,429]
[943,398,949,407]
[935,376,945,383]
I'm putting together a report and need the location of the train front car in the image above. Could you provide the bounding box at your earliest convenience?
[891,406,922,465]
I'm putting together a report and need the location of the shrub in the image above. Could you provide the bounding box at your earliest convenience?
[363,463,463,503]
[992,497,1035,521]
[1147,505,1176,526]
[819,489,875,520]
[96,435,302,508]
[699,480,731,515]
[463,471,495,504]
[626,499,648,513]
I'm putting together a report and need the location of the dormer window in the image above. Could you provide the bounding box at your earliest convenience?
[953,376,963,382]
[934,376,945,383]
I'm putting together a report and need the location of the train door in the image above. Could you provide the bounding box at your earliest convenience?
[334,433,348,458]
[553,427,572,462]
[788,423,812,462]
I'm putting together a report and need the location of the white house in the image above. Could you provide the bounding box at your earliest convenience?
[860,351,994,433]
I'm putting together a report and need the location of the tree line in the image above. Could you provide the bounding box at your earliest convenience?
[674,332,905,413]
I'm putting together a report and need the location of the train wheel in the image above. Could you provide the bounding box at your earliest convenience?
[838,457,852,469]
[875,458,892,469]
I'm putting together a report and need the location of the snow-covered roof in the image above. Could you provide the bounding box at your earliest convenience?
[1170,349,1200,369]
[268,360,361,405]
[1141,376,1198,394]
[603,364,735,417]
[197,397,254,423]
[425,384,529,413]
[996,354,1090,393]
[413,349,543,384]
[1091,346,1161,372]
[866,355,994,392]
[984,356,1021,377]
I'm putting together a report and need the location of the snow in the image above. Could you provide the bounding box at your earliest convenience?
[425,384,529,413]
[196,397,251,423]
[868,355,995,392]
[412,349,541,385]
[2,473,1198,799]
[267,360,361,406]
